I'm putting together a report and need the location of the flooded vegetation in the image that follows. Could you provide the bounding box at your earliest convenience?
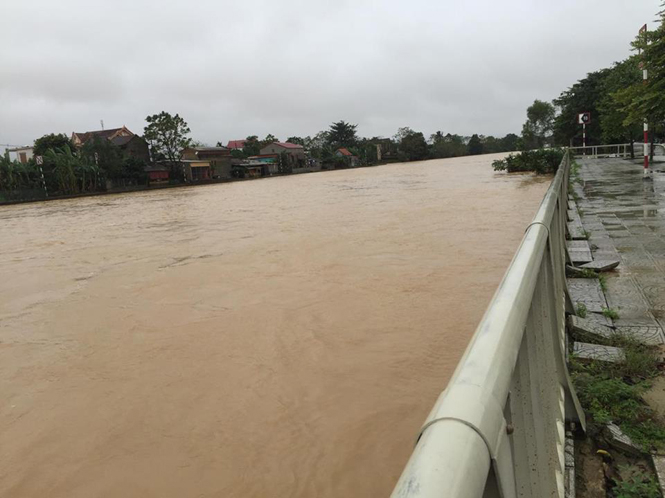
[0,154,548,497]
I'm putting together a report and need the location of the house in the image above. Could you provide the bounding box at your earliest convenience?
[109,135,151,163]
[6,146,34,164]
[145,164,170,184]
[181,160,213,181]
[232,164,263,178]
[247,155,279,176]
[335,148,360,167]
[71,126,133,147]
[156,159,212,182]
[226,140,247,150]
[259,142,306,169]
[71,126,150,163]
[371,138,398,162]
[181,146,232,179]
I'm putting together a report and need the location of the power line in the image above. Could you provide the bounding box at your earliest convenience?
[0,143,29,148]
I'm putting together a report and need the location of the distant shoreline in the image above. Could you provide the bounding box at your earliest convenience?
[0,163,386,207]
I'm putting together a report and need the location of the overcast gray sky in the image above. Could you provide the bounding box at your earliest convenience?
[0,0,660,148]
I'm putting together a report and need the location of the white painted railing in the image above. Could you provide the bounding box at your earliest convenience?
[391,152,585,498]
[569,143,665,158]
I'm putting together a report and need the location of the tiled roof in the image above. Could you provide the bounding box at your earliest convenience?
[188,146,228,152]
[274,142,303,149]
[73,127,134,145]
[227,140,247,149]
[110,136,134,146]
[337,148,353,156]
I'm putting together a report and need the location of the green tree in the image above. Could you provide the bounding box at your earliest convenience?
[599,57,642,157]
[621,9,665,159]
[499,133,520,152]
[143,112,192,169]
[0,156,42,196]
[328,121,358,147]
[44,145,79,194]
[467,134,484,155]
[33,133,74,156]
[242,135,261,156]
[430,132,467,158]
[522,100,555,149]
[260,134,278,148]
[399,130,429,161]
[75,161,102,192]
[80,136,124,179]
[553,69,610,146]
[480,135,501,154]
[305,131,332,161]
[286,136,305,145]
[123,157,148,184]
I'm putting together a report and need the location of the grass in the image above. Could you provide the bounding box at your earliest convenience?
[571,334,664,451]
[570,159,583,185]
[572,366,665,450]
[613,465,661,498]
[572,268,599,278]
[599,273,608,293]
[582,229,591,240]
[602,307,620,320]
[576,302,588,318]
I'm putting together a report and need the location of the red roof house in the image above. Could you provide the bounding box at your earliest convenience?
[226,140,247,150]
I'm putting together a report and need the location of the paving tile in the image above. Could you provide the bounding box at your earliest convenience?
[575,158,665,347]
[567,222,587,240]
[573,342,625,362]
[568,278,608,312]
[567,240,593,264]
[579,260,620,272]
[615,326,665,345]
[606,422,642,454]
[568,315,614,341]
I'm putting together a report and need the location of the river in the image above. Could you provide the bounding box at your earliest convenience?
[0,154,549,497]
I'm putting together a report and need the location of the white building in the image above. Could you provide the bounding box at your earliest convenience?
[6,146,34,164]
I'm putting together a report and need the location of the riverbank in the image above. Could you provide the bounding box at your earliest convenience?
[0,162,389,207]
[567,157,665,496]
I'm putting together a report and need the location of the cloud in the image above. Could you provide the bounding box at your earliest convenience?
[0,0,659,147]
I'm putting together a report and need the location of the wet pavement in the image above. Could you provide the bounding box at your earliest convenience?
[573,158,665,342]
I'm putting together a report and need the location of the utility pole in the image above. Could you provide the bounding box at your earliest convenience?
[639,24,651,178]
[578,113,591,155]
[583,123,586,154]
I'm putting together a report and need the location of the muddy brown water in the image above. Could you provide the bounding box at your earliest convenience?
[0,154,549,497]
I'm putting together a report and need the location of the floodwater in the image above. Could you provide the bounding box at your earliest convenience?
[0,154,549,497]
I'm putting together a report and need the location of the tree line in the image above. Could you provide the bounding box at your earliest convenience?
[0,133,148,200]
[521,4,665,158]
[222,120,521,165]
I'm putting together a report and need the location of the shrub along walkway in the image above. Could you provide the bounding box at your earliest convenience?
[568,158,665,497]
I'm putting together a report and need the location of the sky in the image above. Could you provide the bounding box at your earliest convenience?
[0,0,660,149]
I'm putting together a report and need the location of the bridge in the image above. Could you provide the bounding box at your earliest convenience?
[391,150,665,497]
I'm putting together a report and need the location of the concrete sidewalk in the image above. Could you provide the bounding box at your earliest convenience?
[574,158,665,343]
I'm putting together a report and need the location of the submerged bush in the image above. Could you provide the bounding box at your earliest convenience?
[492,148,565,174]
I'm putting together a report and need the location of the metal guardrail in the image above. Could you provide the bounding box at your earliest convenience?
[391,152,585,498]
[569,143,665,158]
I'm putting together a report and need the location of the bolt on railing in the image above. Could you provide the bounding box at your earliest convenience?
[391,152,585,498]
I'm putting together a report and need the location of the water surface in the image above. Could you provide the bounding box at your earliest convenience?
[0,154,549,497]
